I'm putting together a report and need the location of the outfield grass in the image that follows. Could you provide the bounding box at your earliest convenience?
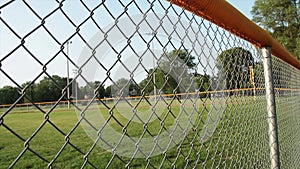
[0,96,269,168]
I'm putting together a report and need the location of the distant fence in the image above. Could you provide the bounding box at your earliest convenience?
[1,0,300,168]
[1,87,299,110]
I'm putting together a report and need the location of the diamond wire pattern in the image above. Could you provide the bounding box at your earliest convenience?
[0,0,298,168]
[272,56,300,169]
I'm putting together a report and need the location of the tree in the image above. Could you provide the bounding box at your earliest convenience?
[139,68,179,95]
[0,86,21,104]
[34,75,72,102]
[251,0,300,59]
[192,73,211,98]
[94,81,105,99]
[104,85,112,98]
[22,81,35,103]
[216,47,254,92]
[139,49,198,95]
[194,73,210,91]
[128,81,141,96]
[110,78,129,97]
[80,81,105,99]
[161,49,196,72]
[110,78,140,97]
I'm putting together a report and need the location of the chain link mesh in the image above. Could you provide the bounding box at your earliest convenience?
[0,0,299,168]
[272,56,300,168]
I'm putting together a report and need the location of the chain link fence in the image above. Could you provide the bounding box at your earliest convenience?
[0,0,299,168]
[272,56,300,168]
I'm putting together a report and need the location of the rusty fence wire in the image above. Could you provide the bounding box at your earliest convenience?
[0,0,299,168]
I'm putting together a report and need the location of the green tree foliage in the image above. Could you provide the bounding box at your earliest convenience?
[251,0,300,59]
[111,78,130,97]
[0,76,108,104]
[33,75,72,102]
[0,48,212,104]
[139,68,179,95]
[128,81,141,96]
[194,73,210,92]
[110,78,140,97]
[0,86,21,104]
[80,81,105,99]
[253,61,264,87]
[161,49,196,71]
[139,49,205,95]
[21,81,35,103]
[193,73,211,98]
[216,47,254,90]
[104,85,112,98]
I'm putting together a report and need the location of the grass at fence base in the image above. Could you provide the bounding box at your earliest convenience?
[0,96,269,168]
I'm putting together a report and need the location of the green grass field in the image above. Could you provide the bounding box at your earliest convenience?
[0,97,270,168]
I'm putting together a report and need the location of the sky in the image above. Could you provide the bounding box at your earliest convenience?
[227,0,256,19]
[0,0,256,88]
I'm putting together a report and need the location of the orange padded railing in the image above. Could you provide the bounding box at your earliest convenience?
[168,0,300,70]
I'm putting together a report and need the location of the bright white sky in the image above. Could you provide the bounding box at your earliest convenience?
[0,0,256,88]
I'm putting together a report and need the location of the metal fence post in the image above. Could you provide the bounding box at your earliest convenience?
[262,47,280,169]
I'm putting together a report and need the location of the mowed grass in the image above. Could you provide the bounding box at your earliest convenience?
[0,96,269,168]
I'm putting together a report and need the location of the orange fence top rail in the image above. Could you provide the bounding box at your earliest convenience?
[168,0,300,70]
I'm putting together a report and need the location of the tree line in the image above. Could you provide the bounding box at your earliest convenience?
[0,48,257,105]
[1,47,270,105]
[0,49,206,105]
